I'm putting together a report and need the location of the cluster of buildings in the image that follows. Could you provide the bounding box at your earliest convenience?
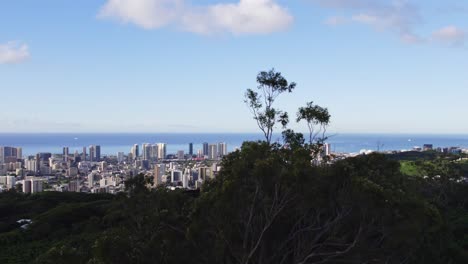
[0,142,228,194]
[417,144,464,154]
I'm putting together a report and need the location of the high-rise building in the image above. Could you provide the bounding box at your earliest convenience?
[142,143,152,160]
[218,142,227,158]
[95,145,101,162]
[31,179,43,193]
[157,143,167,160]
[16,147,22,159]
[202,142,209,156]
[37,153,52,169]
[89,145,96,162]
[0,146,18,164]
[189,143,193,155]
[182,170,190,188]
[23,180,32,193]
[131,144,139,160]
[117,152,125,163]
[82,147,87,161]
[171,170,182,183]
[154,164,166,186]
[208,144,218,160]
[63,147,69,161]
[151,145,159,161]
[198,167,213,181]
[35,154,40,172]
[0,176,16,190]
[88,173,94,188]
[25,159,37,172]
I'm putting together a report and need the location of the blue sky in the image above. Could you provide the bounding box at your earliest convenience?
[1,0,467,133]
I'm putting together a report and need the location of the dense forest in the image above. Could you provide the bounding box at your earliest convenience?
[1,69,467,263]
[0,142,467,263]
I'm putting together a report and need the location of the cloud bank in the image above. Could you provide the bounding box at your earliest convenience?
[0,42,30,64]
[98,0,293,35]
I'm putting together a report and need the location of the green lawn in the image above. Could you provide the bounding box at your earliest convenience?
[400,161,423,177]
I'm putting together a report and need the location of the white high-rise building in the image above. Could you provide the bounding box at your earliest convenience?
[142,143,150,160]
[25,159,37,172]
[182,171,189,188]
[89,145,96,162]
[157,143,167,160]
[208,144,218,160]
[151,145,159,160]
[218,142,227,158]
[82,146,87,161]
[31,179,43,193]
[6,176,15,189]
[88,173,94,188]
[131,144,139,160]
[16,147,22,159]
[23,180,31,193]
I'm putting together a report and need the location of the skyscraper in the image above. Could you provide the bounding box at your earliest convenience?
[218,142,227,158]
[16,147,22,159]
[117,152,125,163]
[82,146,87,161]
[157,143,167,160]
[88,173,94,188]
[208,144,218,160]
[131,144,139,160]
[154,164,166,186]
[142,143,152,160]
[95,145,101,162]
[189,143,193,155]
[203,142,209,156]
[89,145,96,162]
[0,146,18,163]
[151,145,159,161]
[63,147,69,161]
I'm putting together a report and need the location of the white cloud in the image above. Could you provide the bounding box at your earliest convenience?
[432,26,466,46]
[314,0,423,43]
[0,42,30,64]
[98,0,293,35]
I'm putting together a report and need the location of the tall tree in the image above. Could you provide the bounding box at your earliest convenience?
[245,69,296,144]
[296,101,330,145]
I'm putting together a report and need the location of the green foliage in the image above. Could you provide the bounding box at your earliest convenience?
[244,68,296,144]
[296,101,331,144]
[0,147,467,263]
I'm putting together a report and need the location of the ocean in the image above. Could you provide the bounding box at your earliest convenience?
[1,133,468,156]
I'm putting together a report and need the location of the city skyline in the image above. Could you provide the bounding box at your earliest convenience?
[2,0,468,133]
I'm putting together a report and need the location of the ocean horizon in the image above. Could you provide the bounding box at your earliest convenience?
[2,132,468,157]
